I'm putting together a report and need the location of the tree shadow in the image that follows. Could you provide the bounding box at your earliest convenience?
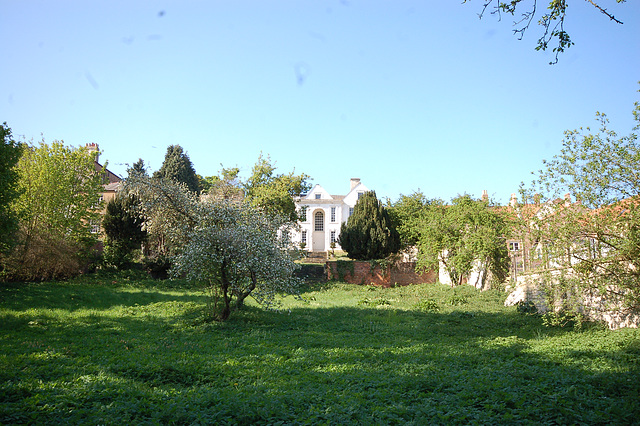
[2,290,639,425]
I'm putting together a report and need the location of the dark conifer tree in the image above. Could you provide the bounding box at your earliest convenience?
[153,145,200,193]
[338,191,400,260]
[0,123,23,255]
[102,194,147,268]
[128,158,148,178]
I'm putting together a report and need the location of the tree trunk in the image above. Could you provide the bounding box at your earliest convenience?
[219,260,232,321]
[235,272,257,310]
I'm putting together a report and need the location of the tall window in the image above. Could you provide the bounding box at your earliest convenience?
[300,206,308,222]
[330,230,336,244]
[301,230,307,244]
[314,211,324,231]
[357,192,364,199]
[349,207,354,217]
[330,207,336,222]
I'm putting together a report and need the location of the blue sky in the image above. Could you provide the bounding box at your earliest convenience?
[2,1,639,204]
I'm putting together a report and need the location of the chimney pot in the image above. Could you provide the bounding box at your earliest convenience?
[510,193,517,208]
[85,143,100,162]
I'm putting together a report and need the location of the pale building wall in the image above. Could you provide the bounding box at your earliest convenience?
[293,179,369,252]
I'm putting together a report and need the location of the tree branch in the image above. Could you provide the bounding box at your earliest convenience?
[584,0,623,24]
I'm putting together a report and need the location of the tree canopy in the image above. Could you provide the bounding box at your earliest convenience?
[153,145,200,193]
[0,123,23,256]
[125,175,302,320]
[244,154,311,222]
[127,158,148,179]
[416,195,510,288]
[519,95,640,311]
[201,166,244,202]
[338,191,400,260]
[102,194,147,269]
[387,191,433,249]
[6,140,104,280]
[466,0,627,63]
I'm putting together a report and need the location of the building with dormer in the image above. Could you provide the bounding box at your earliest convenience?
[293,178,369,252]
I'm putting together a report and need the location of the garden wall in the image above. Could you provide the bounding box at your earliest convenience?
[504,271,640,330]
[326,260,436,287]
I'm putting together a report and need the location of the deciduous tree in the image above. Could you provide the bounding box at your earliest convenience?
[201,166,244,202]
[244,153,311,222]
[7,140,104,280]
[520,95,640,311]
[416,195,510,288]
[387,191,432,249]
[466,0,627,63]
[125,176,302,320]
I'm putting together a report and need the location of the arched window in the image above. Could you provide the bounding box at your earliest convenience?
[314,211,324,231]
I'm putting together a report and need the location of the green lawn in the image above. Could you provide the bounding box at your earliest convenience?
[1,271,639,425]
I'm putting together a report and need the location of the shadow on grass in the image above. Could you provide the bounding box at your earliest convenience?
[0,279,207,312]
[2,284,639,425]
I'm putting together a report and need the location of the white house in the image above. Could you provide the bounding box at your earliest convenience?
[293,178,369,252]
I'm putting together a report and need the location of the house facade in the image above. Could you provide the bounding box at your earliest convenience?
[86,143,122,234]
[293,178,369,252]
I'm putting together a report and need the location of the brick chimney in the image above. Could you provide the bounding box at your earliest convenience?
[510,193,518,208]
[85,143,99,162]
[350,178,361,190]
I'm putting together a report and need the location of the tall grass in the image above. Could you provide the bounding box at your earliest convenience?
[1,272,639,424]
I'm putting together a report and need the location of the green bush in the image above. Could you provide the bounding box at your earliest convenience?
[415,298,440,312]
[103,239,135,269]
[516,300,538,315]
[143,254,172,279]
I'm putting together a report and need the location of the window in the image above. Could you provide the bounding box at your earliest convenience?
[314,211,324,231]
[509,242,520,251]
[93,195,104,209]
[349,207,354,217]
[301,230,307,244]
[315,193,321,199]
[357,192,364,199]
[90,219,101,234]
[300,206,308,222]
[330,230,336,244]
[330,207,336,222]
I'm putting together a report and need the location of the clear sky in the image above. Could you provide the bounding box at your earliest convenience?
[2,1,639,204]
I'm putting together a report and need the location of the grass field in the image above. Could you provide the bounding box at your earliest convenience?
[1,270,639,425]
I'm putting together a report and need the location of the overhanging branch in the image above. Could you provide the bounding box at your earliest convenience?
[584,0,623,24]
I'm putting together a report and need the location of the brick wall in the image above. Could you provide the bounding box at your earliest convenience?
[326,260,436,287]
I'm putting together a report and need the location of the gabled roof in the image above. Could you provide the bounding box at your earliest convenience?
[104,182,121,192]
[95,161,122,184]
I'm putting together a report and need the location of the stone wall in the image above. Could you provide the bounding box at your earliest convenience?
[504,271,639,330]
[326,260,436,287]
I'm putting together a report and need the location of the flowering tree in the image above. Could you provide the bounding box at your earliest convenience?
[126,176,302,321]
